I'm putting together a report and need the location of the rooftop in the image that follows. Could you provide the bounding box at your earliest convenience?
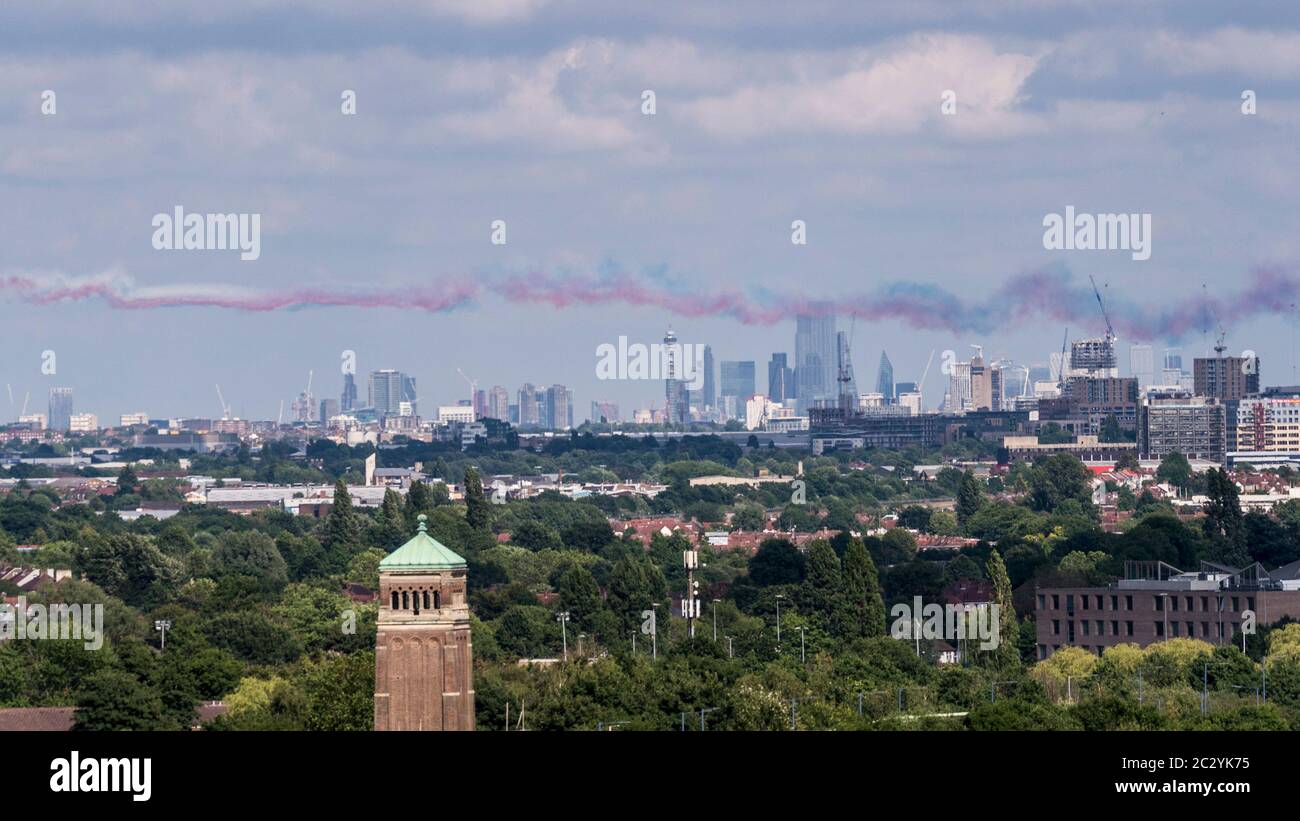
[378,514,466,571]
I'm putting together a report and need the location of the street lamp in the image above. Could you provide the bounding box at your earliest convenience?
[556,611,570,661]
[578,633,586,658]
[775,594,785,645]
[154,619,171,650]
[724,635,733,659]
[795,625,807,663]
[699,707,719,731]
[651,603,659,660]
[712,598,721,642]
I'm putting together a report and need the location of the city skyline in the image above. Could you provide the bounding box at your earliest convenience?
[3,4,1298,421]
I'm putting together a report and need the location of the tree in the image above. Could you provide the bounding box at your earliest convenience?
[370,488,408,550]
[801,539,841,627]
[941,554,984,586]
[879,528,918,565]
[74,670,174,731]
[555,563,603,630]
[1157,451,1192,490]
[1202,468,1248,567]
[731,505,765,532]
[748,539,805,586]
[1114,450,1141,472]
[325,479,362,553]
[212,531,288,589]
[836,536,886,639]
[464,467,489,531]
[74,532,182,609]
[984,549,1019,668]
[1098,414,1123,443]
[956,472,984,524]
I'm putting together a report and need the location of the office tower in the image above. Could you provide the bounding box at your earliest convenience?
[795,314,836,413]
[341,373,358,412]
[1164,345,1185,384]
[369,369,414,418]
[702,345,716,410]
[1000,365,1027,401]
[768,353,794,403]
[836,332,857,400]
[720,361,757,400]
[1129,344,1155,388]
[486,386,510,421]
[544,385,572,430]
[876,351,895,403]
[970,355,994,411]
[947,361,972,411]
[472,389,487,421]
[319,399,339,424]
[48,388,73,431]
[663,328,688,425]
[517,383,540,427]
[591,401,620,423]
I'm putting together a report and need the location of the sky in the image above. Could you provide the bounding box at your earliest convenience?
[2,1,1300,422]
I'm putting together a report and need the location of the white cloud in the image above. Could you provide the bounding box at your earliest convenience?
[1147,27,1300,78]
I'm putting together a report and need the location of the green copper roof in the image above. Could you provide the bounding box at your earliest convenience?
[379,514,466,570]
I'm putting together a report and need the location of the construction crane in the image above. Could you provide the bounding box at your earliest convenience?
[456,367,478,403]
[277,400,284,426]
[1088,275,1116,344]
[19,392,28,419]
[215,384,232,420]
[917,348,936,410]
[1202,284,1227,355]
[837,316,857,412]
[1057,327,1070,387]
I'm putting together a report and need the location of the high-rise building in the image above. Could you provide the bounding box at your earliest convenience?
[720,361,756,399]
[517,383,540,428]
[876,351,895,403]
[768,353,794,403]
[1194,356,1260,401]
[341,373,358,412]
[795,314,836,414]
[663,328,688,425]
[544,385,573,430]
[319,399,339,424]
[1069,336,1119,378]
[486,386,510,421]
[369,370,416,418]
[1139,390,1226,463]
[702,345,716,410]
[48,388,73,431]
[590,400,620,423]
[836,332,857,401]
[472,389,487,421]
[1129,344,1155,388]
[1235,389,1300,457]
[68,413,97,433]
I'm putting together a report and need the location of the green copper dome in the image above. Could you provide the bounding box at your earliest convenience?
[379,514,467,570]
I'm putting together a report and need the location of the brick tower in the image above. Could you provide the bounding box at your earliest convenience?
[374,514,474,730]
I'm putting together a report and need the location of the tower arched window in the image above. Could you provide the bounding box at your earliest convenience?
[433,591,441,609]
[401,591,409,610]
[423,591,430,609]
[391,591,399,610]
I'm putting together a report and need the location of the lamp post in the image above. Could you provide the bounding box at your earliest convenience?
[712,599,721,642]
[699,707,718,731]
[154,619,171,650]
[651,603,659,660]
[556,611,570,662]
[724,635,733,659]
[795,625,806,663]
[775,593,785,646]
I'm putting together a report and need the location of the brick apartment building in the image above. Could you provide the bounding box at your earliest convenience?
[1035,559,1300,659]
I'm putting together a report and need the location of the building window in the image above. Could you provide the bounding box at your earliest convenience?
[1125,595,1133,611]
[1155,596,1163,611]
[1248,597,1256,611]
[1095,595,1103,610]
[1052,620,1060,635]
[1126,621,1134,636]
[1078,595,1086,611]
[1111,620,1119,636]
[1110,595,1119,611]
[401,591,409,610]
[434,591,441,609]
[1082,621,1090,636]
[1232,597,1240,611]
[1053,594,1060,609]
[1185,596,1193,612]
[1037,594,1046,610]
[1171,597,1179,612]
[423,590,430,609]
[1155,621,1164,637]
[391,591,399,610]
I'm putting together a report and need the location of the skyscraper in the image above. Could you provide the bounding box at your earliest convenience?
[369,370,415,418]
[1129,344,1155,388]
[517,383,540,427]
[486,386,510,421]
[702,345,716,410]
[48,388,73,432]
[795,314,836,414]
[341,373,358,412]
[876,351,895,403]
[720,361,756,399]
[768,353,794,403]
[663,328,688,425]
[544,384,573,430]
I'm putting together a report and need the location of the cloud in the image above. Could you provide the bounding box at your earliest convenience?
[681,34,1041,140]
[1147,27,1300,78]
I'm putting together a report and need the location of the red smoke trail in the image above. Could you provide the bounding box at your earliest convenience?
[4,266,1299,341]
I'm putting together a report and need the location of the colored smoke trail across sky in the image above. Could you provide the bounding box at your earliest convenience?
[3,266,1298,341]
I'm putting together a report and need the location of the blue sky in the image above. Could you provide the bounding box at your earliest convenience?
[2,1,1299,420]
